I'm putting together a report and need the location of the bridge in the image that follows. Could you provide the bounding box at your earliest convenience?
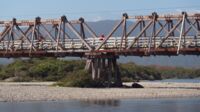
[1,12,200,86]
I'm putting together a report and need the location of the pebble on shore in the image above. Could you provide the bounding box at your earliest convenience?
[0,82,199,102]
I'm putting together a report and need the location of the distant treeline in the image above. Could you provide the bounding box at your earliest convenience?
[0,58,199,84]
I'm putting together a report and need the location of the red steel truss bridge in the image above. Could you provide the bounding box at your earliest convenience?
[1,12,200,85]
[0,12,200,57]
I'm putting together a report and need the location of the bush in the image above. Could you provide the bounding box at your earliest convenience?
[56,70,105,88]
[159,67,198,79]
[120,63,162,81]
[0,58,86,81]
[0,59,31,80]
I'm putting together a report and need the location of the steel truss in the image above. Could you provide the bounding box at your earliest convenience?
[0,12,200,57]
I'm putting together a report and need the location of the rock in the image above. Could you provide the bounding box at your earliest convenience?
[131,83,144,88]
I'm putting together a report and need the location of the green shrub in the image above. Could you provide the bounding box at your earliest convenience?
[120,63,162,81]
[56,70,105,88]
[0,58,86,81]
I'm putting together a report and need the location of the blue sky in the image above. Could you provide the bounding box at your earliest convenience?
[1,0,200,21]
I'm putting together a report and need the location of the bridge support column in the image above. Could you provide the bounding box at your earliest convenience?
[85,55,122,87]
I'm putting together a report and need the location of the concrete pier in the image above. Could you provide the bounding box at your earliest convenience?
[85,55,122,87]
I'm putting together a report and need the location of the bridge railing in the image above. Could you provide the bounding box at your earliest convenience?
[0,36,199,52]
[0,38,199,55]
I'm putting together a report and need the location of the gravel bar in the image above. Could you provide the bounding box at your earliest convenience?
[0,82,200,102]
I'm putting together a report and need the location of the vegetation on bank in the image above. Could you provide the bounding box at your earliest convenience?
[56,70,105,87]
[0,58,199,87]
[0,58,85,82]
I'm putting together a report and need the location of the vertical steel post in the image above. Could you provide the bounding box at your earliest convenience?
[62,16,66,48]
[30,17,39,54]
[56,18,62,52]
[120,13,128,49]
[6,18,15,53]
[177,12,186,54]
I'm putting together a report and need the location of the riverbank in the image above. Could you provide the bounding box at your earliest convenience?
[0,82,200,102]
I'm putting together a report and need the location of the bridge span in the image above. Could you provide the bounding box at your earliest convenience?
[1,12,200,86]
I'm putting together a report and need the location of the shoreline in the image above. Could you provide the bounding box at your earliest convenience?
[0,82,200,102]
[1,96,200,103]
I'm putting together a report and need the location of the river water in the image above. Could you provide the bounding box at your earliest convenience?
[155,79,200,83]
[0,97,200,112]
[0,79,200,112]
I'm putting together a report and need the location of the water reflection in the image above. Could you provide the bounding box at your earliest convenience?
[80,99,120,107]
[0,98,200,112]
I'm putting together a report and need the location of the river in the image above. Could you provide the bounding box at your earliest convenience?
[155,79,200,83]
[0,97,200,112]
